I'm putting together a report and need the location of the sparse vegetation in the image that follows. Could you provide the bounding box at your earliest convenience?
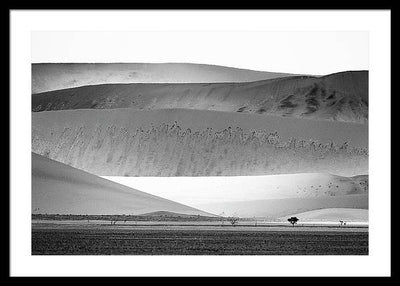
[32,120,368,177]
[31,213,222,222]
[228,216,240,226]
[288,216,299,227]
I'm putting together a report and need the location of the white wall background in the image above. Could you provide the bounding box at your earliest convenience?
[31,30,368,75]
[11,10,390,277]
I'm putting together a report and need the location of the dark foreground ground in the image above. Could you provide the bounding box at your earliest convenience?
[32,224,368,255]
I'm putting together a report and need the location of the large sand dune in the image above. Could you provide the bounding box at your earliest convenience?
[32,70,368,123]
[31,152,213,216]
[32,108,368,177]
[32,63,298,93]
[31,63,368,219]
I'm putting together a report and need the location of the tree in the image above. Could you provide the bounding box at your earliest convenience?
[288,216,299,227]
[228,216,240,226]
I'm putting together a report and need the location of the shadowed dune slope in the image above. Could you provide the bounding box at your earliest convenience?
[351,175,369,192]
[31,152,214,216]
[32,63,298,93]
[32,109,368,177]
[32,70,368,123]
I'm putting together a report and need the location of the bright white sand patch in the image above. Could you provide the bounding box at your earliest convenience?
[103,173,367,205]
[284,208,368,222]
[193,195,368,218]
[103,174,368,218]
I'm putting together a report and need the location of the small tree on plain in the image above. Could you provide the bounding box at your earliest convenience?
[288,216,299,227]
[228,216,240,226]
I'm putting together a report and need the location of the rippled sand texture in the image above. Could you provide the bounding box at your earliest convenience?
[32,109,367,177]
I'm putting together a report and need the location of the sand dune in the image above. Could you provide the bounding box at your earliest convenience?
[32,70,368,123]
[351,175,369,192]
[32,108,368,177]
[138,211,213,218]
[194,195,368,218]
[32,63,298,93]
[31,152,213,216]
[283,208,368,222]
[31,63,368,220]
[103,173,368,206]
[103,173,368,219]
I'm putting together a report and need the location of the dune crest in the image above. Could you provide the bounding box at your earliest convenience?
[32,63,298,93]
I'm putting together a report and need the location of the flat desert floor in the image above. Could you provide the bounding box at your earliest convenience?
[32,221,368,255]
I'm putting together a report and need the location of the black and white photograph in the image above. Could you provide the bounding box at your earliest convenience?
[10,9,391,276]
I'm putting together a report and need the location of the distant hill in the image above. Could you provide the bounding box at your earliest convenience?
[32,63,299,93]
[138,211,217,219]
[32,152,213,216]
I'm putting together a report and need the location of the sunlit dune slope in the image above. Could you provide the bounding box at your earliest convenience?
[104,173,368,219]
[32,109,368,177]
[32,70,368,123]
[32,63,298,93]
[103,173,368,205]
